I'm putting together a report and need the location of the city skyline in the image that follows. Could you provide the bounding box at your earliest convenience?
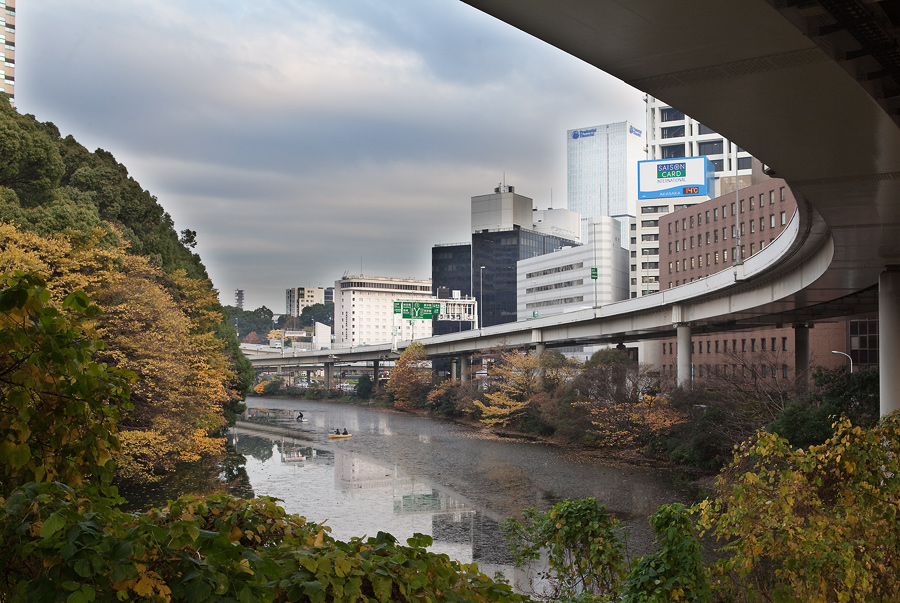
[15,0,645,311]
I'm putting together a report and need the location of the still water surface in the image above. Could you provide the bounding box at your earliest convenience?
[231,397,698,579]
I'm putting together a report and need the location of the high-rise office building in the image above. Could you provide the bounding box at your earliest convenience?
[566,121,645,245]
[1,1,14,106]
[234,289,245,310]
[645,96,754,196]
[432,185,581,331]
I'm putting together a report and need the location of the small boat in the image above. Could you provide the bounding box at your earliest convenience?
[283,455,306,462]
[328,433,352,439]
[296,418,309,423]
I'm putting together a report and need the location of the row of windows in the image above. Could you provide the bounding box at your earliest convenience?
[525,295,585,309]
[662,363,790,379]
[669,190,786,234]
[662,336,789,355]
[525,279,583,294]
[525,261,583,279]
[339,281,430,292]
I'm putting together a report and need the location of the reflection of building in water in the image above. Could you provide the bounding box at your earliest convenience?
[334,452,410,493]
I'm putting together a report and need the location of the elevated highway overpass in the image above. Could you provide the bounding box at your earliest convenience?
[252,0,900,414]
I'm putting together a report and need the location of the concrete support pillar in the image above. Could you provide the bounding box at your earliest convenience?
[324,363,334,389]
[677,324,692,390]
[880,267,900,416]
[372,360,380,383]
[450,358,458,381]
[460,356,470,383]
[794,323,810,393]
[306,369,312,384]
[535,342,546,378]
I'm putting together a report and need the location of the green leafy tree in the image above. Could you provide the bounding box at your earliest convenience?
[767,366,879,448]
[355,373,375,399]
[698,415,900,602]
[0,94,65,207]
[0,272,134,497]
[386,342,431,409]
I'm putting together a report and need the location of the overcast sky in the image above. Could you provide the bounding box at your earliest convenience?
[16,0,645,312]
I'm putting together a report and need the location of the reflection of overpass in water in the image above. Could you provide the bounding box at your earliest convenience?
[252,1,900,414]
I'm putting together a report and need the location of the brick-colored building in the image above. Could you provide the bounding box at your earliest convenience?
[657,178,873,386]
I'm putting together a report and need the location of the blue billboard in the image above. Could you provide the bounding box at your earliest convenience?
[638,157,715,199]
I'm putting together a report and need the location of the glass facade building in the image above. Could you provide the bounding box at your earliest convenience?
[566,121,645,246]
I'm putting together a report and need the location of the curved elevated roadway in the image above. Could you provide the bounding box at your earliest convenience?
[252,1,900,414]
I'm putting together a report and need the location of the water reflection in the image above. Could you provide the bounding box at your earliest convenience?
[228,426,513,568]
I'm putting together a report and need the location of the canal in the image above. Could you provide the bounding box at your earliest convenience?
[230,397,699,583]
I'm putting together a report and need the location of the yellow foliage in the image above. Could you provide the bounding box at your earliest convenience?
[0,222,238,481]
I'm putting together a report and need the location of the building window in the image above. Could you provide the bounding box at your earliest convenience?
[723,339,728,352]
[699,255,703,268]
[723,249,728,262]
[759,217,765,231]
[750,221,755,234]
[715,251,719,264]
[771,214,776,228]
[782,364,789,378]
[751,338,757,352]
[668,262,673,273]
[742,339,746,352]
[782,337,788,351]
[697,139,723,155]
[661,125,685,138]
[661,144,685,158]
[769,190,775,205]
[661,107,685,122]
[781,211,786,225]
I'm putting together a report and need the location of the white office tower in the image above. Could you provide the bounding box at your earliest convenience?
[517,216,628,320]
[334,276,433,347]
[566,121,645,246]
[645,96,753,196]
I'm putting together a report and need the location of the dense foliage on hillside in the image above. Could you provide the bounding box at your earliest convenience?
[0,92,253,480]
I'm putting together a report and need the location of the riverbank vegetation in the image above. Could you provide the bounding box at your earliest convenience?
[5,273,899,601]
[257,340,878,474]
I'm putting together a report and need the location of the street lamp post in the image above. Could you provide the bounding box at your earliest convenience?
[831,350,853,373]
[479,265,485,329]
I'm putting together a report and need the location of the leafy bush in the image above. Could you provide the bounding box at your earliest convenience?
[620,504,710,603]
[502,497,627,600]
[698,414,900,602]
[0,483,528,603]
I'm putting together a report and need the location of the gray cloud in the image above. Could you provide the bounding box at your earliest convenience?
[16,0,644,311]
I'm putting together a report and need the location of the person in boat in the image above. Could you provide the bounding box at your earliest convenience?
[341,428,348,435]
[334,428,341,435]
[297,411,304,421]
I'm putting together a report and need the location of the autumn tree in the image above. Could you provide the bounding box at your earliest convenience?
[574,350,682,447]
[473,350,542,429]
[0,272,133,497]
[0,224,242,480]
[386,342,431,409]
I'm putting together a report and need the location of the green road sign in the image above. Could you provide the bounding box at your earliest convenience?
[533,311,539,318]
[591,267,598,279]
[394,301,442,319]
